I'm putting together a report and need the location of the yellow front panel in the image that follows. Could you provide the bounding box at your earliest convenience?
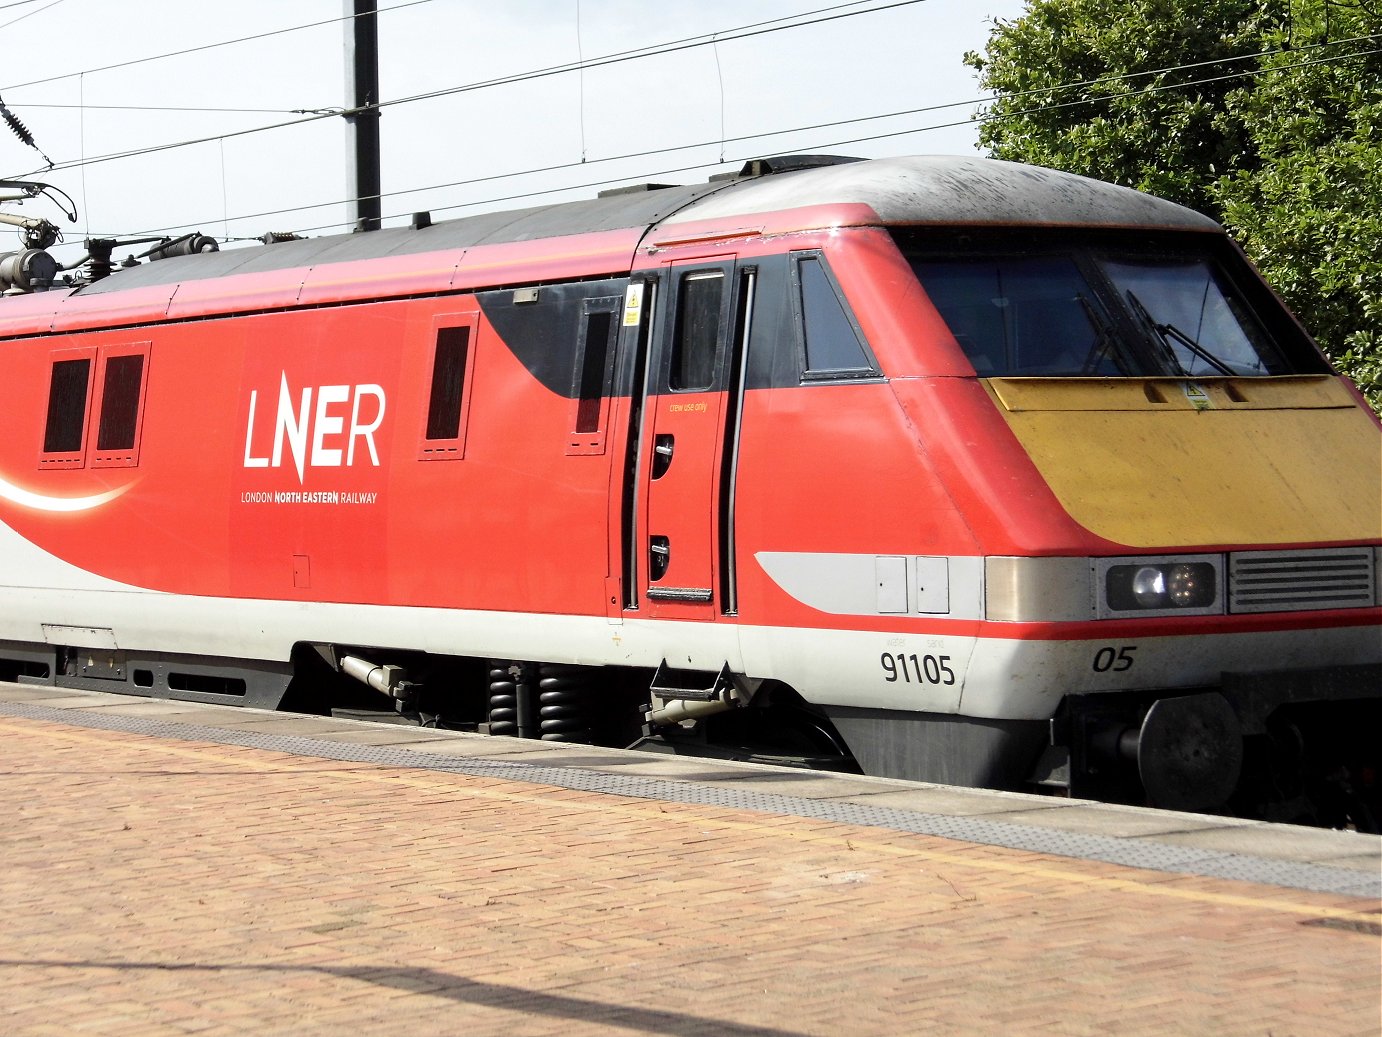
[987,377,1382,548]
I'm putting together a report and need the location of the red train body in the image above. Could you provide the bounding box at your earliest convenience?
[2,156,1378,823]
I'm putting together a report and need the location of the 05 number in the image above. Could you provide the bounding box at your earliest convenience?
[881,653,956,686]
[1092,645,1137,673]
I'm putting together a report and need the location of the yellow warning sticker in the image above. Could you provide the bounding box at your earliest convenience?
[622,283,644,327]
[1182,382,1213,410]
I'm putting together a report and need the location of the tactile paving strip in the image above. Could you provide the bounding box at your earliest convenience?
[4,699,1377,899]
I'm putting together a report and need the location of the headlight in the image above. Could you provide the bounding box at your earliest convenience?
[1131,566,1165,607]
[1104,559,1220,614]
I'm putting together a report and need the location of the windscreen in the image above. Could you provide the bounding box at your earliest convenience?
[1102,258,1278,377]
[909,241,1304,378]
[913,257,1117,376]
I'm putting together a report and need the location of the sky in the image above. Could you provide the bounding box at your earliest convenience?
[0,0,1029,266]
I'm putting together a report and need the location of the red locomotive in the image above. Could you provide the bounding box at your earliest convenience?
[2,155,1378,825]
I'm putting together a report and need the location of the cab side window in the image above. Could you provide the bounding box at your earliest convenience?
[791,253,877,380]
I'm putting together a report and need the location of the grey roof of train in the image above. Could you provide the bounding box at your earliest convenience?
[76,155,1220,296]
[662,155,1221,231]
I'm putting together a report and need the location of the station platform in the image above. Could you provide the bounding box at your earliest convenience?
[1,680,1378,1036]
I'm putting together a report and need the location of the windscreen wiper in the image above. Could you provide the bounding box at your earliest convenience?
[1076,292,1127,375]
[1126,290,1235,377]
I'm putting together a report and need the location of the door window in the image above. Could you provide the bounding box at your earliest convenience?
[669,270,724,391]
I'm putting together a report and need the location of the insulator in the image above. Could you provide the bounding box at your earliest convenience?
[147,234,219,261]
[0,101,35,148]
[82,238,116,283]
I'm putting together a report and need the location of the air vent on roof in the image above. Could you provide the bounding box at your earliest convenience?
[598,182,678,198]
[711,154,866,181]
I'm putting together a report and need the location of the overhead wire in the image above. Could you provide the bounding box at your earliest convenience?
[0,0,62,32]
[4,23,1372,119]
[115,92,994,236]
[7,0,927,178]
[15,14,1376,186]
[8,19,1374,121]
[102,34,1382,241]
[803,42,1382,155]
[366,1,926,114]
[9,101,310,115]
[2,0,891,98]
[0,0,440,92]
[82,39,1379,247]
[966,30,1382,108]
[14,4,1378,245]
[355,35,1382,232]
[353,42,1382,231]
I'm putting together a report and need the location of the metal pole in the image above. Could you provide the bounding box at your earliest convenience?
[344,0,381,232]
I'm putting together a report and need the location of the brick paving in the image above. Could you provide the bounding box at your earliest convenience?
[0,712,1378,1037]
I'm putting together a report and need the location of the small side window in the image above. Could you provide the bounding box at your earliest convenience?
[419,313,478,460]
[568,298,620,455]
[97,356,145,450]
[42,354,94,466]
[792,254,876,379]
[670,270,724,391]
[91,344,151,468]
[427,327,469,440]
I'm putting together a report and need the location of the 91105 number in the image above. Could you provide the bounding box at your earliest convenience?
[881,653,956,685]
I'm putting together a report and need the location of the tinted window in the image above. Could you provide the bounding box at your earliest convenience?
[44,358,91,453]
[671,271,723,391]
[96,354,145,451]
[575,309,614,433]
[912,257,1119,376]
[426,326,469,440]
[796,256,873,374]
[909,243,1299,378]
[1103,258,1285,376]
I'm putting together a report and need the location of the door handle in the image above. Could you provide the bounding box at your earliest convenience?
[652,434,674,479]
[649,536,670,581]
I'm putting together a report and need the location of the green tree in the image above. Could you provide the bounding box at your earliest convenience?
[1216,2,1382,409]
[966,0,1382,411]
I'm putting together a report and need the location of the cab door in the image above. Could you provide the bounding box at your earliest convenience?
[633,257,751,619]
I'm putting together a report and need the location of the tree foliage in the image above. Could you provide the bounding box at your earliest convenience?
[966,0,1382,411]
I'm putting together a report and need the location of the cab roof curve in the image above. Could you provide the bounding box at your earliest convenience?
[661,155,1221,232]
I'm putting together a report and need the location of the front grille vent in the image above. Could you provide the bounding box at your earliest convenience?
[1229,549,1377,614]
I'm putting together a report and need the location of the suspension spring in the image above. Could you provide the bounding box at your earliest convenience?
[487,662,521,737]
[538,663,594,743]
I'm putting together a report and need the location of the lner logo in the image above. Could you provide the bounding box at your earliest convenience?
[242,373,386,483]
